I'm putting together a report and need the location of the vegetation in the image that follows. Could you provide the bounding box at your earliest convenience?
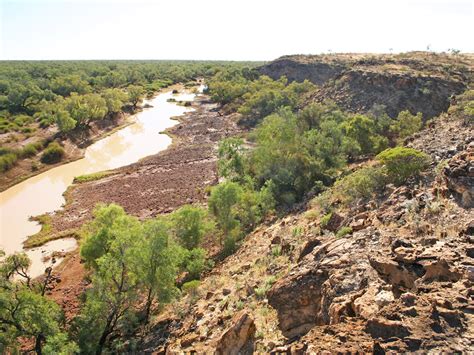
[0,250,77,354]
[40,141,65,164]
[1,61,445,353]
[0,60,261,174]
[389,110,423,141]
[73,171,114,183]
[376,147,430,185]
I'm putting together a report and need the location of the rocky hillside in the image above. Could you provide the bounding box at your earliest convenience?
[260,52,473,119]
[137,55,473,353]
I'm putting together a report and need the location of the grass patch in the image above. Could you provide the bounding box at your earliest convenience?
[74,171,114,183]
[25,214,79,248]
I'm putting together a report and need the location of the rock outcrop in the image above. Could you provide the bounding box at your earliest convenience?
[259,52,472,119]
[443,145,474,208]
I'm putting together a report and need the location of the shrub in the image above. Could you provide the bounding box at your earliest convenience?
[181,248,210,280]
[389,110,423,140]
[333,166,387,204]
[376,147,430,185]
[0,152,18,172]
[172,205,210,250]
[41,142,65,164]
[20,141,43,158]
[223,234,237,257]
[181,280,201,295]
[320,212,332,229]
[336,226,353,238]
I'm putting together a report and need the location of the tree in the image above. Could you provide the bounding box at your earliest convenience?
[390,110,423,140]
[127,85,144,107]
[55,110,76,133]
[76,213,142,354]
[80,203,127,270]
[7,83,44,112]
[102,89,128,116]
[130,219,180,323]
[342,114,388,155]
[208,181,243,244]
[179,247,209,281]
[51,75,91,97]
[171,205,212,250]
[0,251,76,354]
[217,137,246,182]
[63,93,107,126]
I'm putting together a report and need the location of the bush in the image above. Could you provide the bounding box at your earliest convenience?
[181,248,210,280]
[320,212,332,229]
[0,152,18,172]
[181,280,201,298]
[20,141,44,158]
[172,205,211,250]
[41,142,65,164]
[389,110,423,140]
[336,226,353,238]
[376,147,430,185]
[333,166,387,205]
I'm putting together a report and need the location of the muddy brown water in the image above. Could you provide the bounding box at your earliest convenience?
[0,88,201,277]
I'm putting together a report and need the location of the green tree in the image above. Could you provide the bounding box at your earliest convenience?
[171,205,212,250]
[208,181,243,244]
[180,247,209,281]
[342,114,388,155]
[7,83,44,112]
[389,110,423,140]
[55,110,77,133]
[76,213,142,354]
[0,251,76,354]
[127,85,144,107]
[217,137,246,182]
[130,219,180,323]
[80,203,127,270]
[102,88,128,116]
[51,75,91,97]
[63,93,107,126]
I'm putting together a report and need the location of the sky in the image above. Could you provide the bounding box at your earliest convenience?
[0,0,473,61]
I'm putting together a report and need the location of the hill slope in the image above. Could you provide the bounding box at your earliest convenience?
[260,52,472,119]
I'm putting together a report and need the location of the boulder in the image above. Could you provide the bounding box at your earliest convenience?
[215,311,256,355]
[324,212,344,232]
[267,267,329,337]
[369,255,420,289]
[366,318,411,339]
[443,149,473,208]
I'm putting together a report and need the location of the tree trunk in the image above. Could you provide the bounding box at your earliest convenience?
[144,288,154,324]
[35,334,44,355]
[95,311,115,355]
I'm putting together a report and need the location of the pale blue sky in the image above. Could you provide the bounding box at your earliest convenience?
[1,0,473,60]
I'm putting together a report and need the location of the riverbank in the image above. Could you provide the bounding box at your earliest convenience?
[0,83,184,192]
[43,90,243,320]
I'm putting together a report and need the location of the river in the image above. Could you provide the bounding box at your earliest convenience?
[0,87,200,277]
